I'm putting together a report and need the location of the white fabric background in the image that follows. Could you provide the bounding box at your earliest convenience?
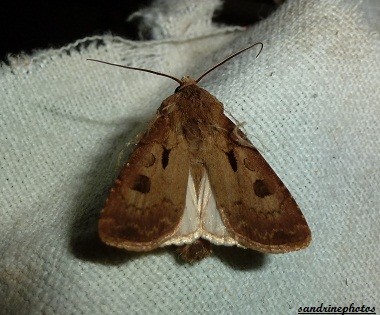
[1,0,379,314]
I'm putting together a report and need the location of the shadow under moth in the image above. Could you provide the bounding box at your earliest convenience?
[88,42,311,263]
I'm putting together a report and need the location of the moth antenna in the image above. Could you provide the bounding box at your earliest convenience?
[87,59,183,85]
[195,42,263,84]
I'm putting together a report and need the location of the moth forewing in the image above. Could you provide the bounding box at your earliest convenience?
[204,125,311,253]
[99,113,191,251]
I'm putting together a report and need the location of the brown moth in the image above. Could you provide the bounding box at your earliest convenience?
[88,42,311,263]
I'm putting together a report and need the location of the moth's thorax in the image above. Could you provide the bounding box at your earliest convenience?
[159,84,225,126]
[157,83,228,159]
[167,82,223,107]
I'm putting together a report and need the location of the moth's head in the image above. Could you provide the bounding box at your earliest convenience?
[175,76,198,93]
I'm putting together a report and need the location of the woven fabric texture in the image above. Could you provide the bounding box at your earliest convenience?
[1,0,379,314]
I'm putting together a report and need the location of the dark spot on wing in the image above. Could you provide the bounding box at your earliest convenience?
[162,148,171,169]
[253,179,273,198]
[226,150,238,172]
[132,175,151,193]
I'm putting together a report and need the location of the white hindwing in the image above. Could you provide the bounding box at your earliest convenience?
[162,170,238,247]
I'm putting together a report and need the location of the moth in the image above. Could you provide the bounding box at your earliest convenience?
[88,42,311,263]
